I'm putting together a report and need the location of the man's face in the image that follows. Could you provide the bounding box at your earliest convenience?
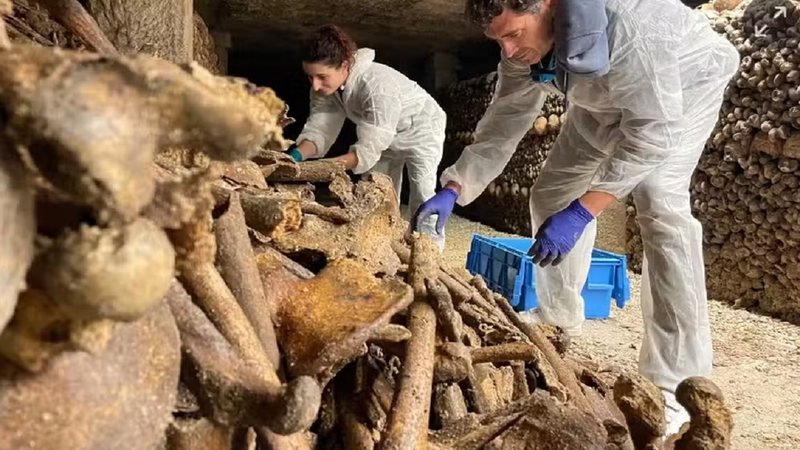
[484,4,555,65]
[302,61,350,96]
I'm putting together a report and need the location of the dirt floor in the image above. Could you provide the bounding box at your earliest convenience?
[441,213,800,450]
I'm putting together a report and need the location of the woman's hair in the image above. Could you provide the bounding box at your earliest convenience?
[302,24,358,68]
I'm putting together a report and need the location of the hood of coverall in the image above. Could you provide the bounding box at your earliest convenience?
[341,48,376,94]
[553,0,610,78]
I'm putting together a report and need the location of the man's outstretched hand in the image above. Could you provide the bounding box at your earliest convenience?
[410,187,459,234]
[528,199,595,267]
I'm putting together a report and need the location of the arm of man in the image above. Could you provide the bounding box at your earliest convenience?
[440,53,551,205]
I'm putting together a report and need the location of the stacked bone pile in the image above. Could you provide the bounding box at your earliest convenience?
[697,0,800,322]
[625,197,645,274]
[441,73,565,236]
[0,31,315,448]
[0,11,733,450]
[306,235,734,450]
[4,0,118,54]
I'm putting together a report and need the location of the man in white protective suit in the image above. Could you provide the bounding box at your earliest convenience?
[410,0,739,434]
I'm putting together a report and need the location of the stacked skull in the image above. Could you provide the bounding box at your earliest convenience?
[701,0,800,322]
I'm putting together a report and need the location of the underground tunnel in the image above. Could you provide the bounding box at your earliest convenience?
[1,1,799,449]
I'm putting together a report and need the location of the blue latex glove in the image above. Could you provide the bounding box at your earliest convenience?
[286,144,303,162]
[411,188,459,234]
[528,199,595,267]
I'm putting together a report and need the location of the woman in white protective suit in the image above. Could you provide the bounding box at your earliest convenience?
[411,0,739,435]
[287,24,447,248]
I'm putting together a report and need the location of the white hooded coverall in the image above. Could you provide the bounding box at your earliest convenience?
[440,0,739,432]
[296,48,447,247]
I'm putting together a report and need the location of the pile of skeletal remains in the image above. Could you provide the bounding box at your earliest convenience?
[0,3,733,450]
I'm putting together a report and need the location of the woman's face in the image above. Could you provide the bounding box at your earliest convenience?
[303,60,350,96]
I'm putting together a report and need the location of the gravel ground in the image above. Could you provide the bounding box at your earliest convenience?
[442,213,800,449]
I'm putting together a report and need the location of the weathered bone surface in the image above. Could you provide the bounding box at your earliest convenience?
[33,0,118,54]
[167,280,320,435]
[490,391,609,450]
[0,148,34,334]
[166,418,233,450]
[215,160,268,189]
[239,193,302,238]
[369,324,413,344]
[494,292,588,410]
[183,62,288,152]
[253,245,307,324]
[0,0,11,47]
[214,191,281,368]
[381,301,437,450]
[429,397,530,449]
[433,382,469,429]
[434,342,472,383]
[277,258,413,381]
[0,303,180,450]
[271,173,406,276]
[83,0,193,62]
[672,377,733,450]
[145,163,218,230]
[29,218,175,322]
[266,159,348,183]
[614,374,667,450]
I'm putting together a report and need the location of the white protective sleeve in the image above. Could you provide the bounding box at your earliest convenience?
[440,55,550,205]
[350,91,403,174]
[295,90,347,158]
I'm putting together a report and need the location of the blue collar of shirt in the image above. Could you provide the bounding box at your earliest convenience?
[531,50,557,83]
[531,51,568,93]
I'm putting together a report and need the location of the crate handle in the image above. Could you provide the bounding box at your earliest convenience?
[512,254,527,302]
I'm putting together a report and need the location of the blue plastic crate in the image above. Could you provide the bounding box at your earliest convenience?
[465,235,631,319]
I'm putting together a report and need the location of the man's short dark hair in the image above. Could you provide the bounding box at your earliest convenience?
[465,0,545,28]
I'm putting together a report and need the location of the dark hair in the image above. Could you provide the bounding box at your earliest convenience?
[465,0,544,28]
[302,24,357,68]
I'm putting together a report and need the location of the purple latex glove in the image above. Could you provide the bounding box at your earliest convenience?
[411,188,459,234]
[528,199,595,267]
